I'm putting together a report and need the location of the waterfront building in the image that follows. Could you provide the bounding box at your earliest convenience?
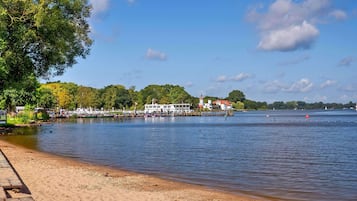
[203,100,213,110]
[213,100,233,111]
[198,95,204,109]
[144,103,192,114]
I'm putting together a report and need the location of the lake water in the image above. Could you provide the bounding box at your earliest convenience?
[2,110,357,201]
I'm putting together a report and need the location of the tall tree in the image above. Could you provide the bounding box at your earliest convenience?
[101,85,132,110]
[227,90,246,103]
[0,74,39,111]
[77,86,99,108]
[37,87,57,109]
[0,0,92,90]
[41,82,78,110]
[139,84,194,105]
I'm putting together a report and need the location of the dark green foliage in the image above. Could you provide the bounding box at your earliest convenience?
[139,84,195,106]
[0,0,92,91]
[267,101,353,110]
[243,99,267,110]
[37,88,57,109]
[227,90,245,103]
[100,85,132,110]
[0,74,39,111]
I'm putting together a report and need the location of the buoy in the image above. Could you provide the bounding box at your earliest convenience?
[305,114,310,119]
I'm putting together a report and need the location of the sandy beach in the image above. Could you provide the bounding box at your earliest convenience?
[0,140,266,201]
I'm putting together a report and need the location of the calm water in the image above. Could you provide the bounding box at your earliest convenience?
[2,110,357,201]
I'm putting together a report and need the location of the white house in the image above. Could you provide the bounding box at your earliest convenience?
[213,100,233,111]
[144,103,191,114]
[198,95,213,110]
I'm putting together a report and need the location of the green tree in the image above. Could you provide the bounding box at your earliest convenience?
[232,101,245,110]
[41,82,78,110]
[77,86,100,108]
[0,89,18,111]
[270,101,286,110]
[37,87,57,109]
[243,99,258,110]
[297,101,306,109]
[168,85,192,103]
[0,74,39,111]
[139,84,195,106]
[243,99,267,110]
[127,86,140,109]
[140,85,162,104]
[0,0,92,91]
[63,82,79,110]
[227,90,245,103]
[286,101,297,109]
[101,85,132,110]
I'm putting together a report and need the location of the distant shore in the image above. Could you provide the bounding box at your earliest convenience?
[0,140,266,201]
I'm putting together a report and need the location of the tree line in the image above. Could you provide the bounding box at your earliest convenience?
[1,82,355,112]
[0,81,197,111]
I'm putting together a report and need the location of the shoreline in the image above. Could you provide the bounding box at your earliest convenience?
[0,140,268,201]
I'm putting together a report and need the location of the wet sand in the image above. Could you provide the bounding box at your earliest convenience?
[0,140,266,201]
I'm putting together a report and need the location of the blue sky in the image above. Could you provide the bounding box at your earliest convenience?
[54,0,357,103]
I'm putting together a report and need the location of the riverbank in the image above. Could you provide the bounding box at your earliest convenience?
[0,140,266,201]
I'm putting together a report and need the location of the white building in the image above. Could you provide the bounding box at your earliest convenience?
[213,100,233,111]
[144,103,192,114]
[203,100,213,110]
[198,95,213,110]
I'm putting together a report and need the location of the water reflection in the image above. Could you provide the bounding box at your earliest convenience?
[1,126,39,149]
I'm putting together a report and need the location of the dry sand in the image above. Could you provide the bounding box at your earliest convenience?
[0,140,267,201]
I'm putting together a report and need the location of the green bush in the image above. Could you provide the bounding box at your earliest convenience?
[7,110,35,124]
[36,111,50,121]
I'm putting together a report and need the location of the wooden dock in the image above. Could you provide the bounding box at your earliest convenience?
[0,150,34,201]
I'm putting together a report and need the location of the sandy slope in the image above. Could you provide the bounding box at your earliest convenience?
[0,140,266,201]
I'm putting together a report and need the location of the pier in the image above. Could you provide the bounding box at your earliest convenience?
[0,150,34,201]
[52,108,233,119]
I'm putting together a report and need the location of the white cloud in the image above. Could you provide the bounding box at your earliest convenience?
[90,0,110,15]
[306,94,328,102]
[263,80,287,93]
[232,73,251,81]
[338,56,355,67]
[259,21,319,51]
[247,0,345,52]
[285,78,313,92]
[215,73,251,83]
[340,94,357,102]
[263,78,313,93]
[329,9,348,20]
[340,84,357,92]
[315,95,327,102]
[216,75,229,82]
[145,48,167,61]
[320,80,336,88]
[339,94,350,101]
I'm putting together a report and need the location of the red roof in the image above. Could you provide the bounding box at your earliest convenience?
[213,100,232,106]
